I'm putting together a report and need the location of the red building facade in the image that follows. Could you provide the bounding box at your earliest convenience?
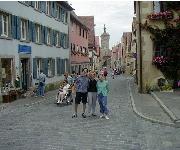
[70,12,90,73]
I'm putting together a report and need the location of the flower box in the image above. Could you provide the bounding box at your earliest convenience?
[148,11,173,20]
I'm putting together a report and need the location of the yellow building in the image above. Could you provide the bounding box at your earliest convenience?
[134,1,180,93]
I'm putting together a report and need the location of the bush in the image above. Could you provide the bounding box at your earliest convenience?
[45,81,64,92]
[161,84,172,91]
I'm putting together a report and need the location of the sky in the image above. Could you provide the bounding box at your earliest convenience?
[69,0,134,49]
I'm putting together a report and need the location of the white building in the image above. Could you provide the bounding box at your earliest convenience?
[0,1,73,102]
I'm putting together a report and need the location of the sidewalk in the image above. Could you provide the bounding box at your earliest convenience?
[152,90,180,122]
[128,79,175,127]
[0,89,58,112]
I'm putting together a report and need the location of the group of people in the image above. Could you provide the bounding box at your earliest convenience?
[71,68,110,119]
[36,68,110,119]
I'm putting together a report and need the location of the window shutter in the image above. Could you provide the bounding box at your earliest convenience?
[60,33,63,47]
[54,31,57,46]
[8,14,12,38]
[31,1,35,8]
[28,21,32,41]
[26,20,30,41]
[52,59,55,76]
[54,2,57,18]
[62,59,65,74]
[16,16,21,40]
[66,34,69,49]
[33,58,37,79]
[50,29,53,45]
[32,22,36,42]
[58,32,61,46]
[42,58,48,76]
[66,59,70,72]
[44,27,47,44]
[56,58,60,75]
[0,15,2,36]
[11,15,17,39]
[59,58,63,75]
[51,2,54,17]
[27,1,31,6]
[40,1,45,13]
[41,25,45,44]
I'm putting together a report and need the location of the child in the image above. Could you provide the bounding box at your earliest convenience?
[56,80,70,104]
[96,74,109,119]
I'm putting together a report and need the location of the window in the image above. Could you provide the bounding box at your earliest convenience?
[21,19,27,40]
[1,14,9,37]
[79,27,81,36]
[63,34,66,48]
[65,12,68,23]
[47,28,50,44]
[35,24,40,43]
[46,2,50,15]
[83,30,85,38]
[153,1,167,13]
[76,45,79,52]
[55,32,60,46]
[61,9,65,22]
[1,58,13,87]
[73,44,75,51]
[48,59,53,77]
[35,1,40,10]
[57,5,61,20]
[37,59,42,77]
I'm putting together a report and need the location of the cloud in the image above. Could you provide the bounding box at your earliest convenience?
[69,1,134,48]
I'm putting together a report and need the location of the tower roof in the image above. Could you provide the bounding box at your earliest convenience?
[101,24,110,36]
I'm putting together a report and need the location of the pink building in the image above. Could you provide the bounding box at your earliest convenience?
[78,16,96,69]
[70,12,90,74]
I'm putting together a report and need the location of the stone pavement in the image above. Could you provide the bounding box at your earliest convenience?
[0,76,180,149]
[152,90,180,122]
[129,79,173,126]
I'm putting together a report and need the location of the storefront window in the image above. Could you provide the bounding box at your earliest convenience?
[1,58,13,87]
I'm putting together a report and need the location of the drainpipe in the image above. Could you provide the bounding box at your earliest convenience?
[137,1,143,93]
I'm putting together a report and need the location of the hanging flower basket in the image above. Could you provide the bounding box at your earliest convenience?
[147,11,173,20]
[152,56,169,68]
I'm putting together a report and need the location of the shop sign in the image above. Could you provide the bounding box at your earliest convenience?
[18,44,31,54]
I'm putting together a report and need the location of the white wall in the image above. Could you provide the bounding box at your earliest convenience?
[0,1,68,33]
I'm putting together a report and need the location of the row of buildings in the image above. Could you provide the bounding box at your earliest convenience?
[111,1,180,93]
[0,1,107,102]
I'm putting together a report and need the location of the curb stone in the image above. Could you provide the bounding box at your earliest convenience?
[127,79,177,128]
[151,92,180,127]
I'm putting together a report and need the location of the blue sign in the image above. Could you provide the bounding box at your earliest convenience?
[18,44,31,54]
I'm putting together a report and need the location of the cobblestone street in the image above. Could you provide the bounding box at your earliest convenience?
[0,76,180,150]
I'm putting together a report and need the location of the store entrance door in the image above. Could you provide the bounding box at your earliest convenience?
[20,58,30,91]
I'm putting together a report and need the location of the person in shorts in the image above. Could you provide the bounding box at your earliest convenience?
[72,68,89,118]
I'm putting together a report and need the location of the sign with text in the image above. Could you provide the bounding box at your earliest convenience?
[18,44,31,54]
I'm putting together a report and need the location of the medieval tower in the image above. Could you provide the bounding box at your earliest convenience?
[100,24,111,68]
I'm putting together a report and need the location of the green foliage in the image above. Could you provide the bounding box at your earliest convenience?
[161,84,173,91]
[45,81,64,92]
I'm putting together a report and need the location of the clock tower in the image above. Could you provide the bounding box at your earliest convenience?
[100,25,111,67]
